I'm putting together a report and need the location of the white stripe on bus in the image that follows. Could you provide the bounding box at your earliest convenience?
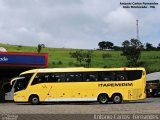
[44,98,97,102]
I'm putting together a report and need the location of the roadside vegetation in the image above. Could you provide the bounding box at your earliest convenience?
[0,42,160,74]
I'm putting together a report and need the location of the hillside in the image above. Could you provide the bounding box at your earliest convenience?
[0,43,160,73]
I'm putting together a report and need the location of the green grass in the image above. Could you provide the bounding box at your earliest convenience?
[0,43,160,73]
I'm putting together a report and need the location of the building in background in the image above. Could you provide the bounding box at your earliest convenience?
[0,52,48,102]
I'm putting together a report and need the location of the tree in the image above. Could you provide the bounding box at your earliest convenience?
[70,50,93,67]
[105,41,114,50]
[157,43,160,50]
[113,46,122,51]
[140,44,145,50]
[83,50,93,67]
[98,41,106,50]
[122,40,130,47]
[98,41,114,50]
[122,38,142,67]
[145,42,155,51]
[70,50,83,65]
[37,44,45,53]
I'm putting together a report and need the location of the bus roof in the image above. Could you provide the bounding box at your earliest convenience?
[20,67,145,75]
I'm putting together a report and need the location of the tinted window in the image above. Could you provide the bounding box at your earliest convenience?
[101,71,116,81]
[50,73,65,82]
[66,73,82,82]
[83,72,98,82]
[126,70,142,80]
[31,73,50,85]
[116,71,127,81]
[99,70,142,81]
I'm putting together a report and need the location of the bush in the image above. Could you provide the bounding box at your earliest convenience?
[102,53,112,59]
[52,61,56,65]
[57,61,63,65]
[68,62,74,66]
[18,45,22,48]
[153,56,160,59]
[103,65,108,68]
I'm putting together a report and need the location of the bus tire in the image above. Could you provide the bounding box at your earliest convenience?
[29,95,40,105]
[98,94,108,104]
[112,94,122,104]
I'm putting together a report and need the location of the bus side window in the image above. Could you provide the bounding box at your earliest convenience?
[52,73,65,82]
[101,72,113,81]
[65,73,82,82]
[74,73,82,82]
[50,74,60,82]
[66,73,71,82]
[49,74,55,82]
[116,72,127,81]
[55,75,61,82]
[89,74,98,81]
[110,72,116,81]
[126,70,142,80]
[84,73,90,82]
[44,74,50,82]
[31,73,48,85]
[83,72,98,82]
[100,71,116,81]
[31,75,40,85]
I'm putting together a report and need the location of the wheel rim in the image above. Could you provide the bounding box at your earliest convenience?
[32,97,38,104]
[114,96,121,103]
[100,96,107,103]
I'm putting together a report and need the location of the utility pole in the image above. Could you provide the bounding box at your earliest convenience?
[136,19,139,40]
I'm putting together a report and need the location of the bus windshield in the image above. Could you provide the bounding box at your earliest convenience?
[14,73,33,92]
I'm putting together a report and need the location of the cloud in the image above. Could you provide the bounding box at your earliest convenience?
[103,7,136,45]
[0,0,159,49]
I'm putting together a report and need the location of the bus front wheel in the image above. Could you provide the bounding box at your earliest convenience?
[29,95,40,105]
[112,94,122,104]
[98,94,108,104]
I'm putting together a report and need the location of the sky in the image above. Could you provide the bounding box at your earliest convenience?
[0,0,159,49]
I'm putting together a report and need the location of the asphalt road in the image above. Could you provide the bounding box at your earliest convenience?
[0,98,160,114]
[0,98,160,120]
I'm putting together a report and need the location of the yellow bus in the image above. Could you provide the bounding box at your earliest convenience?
[13,67,146,105]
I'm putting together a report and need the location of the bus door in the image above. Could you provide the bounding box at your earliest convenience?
[4,81,16,101]
[5,77,24,101]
